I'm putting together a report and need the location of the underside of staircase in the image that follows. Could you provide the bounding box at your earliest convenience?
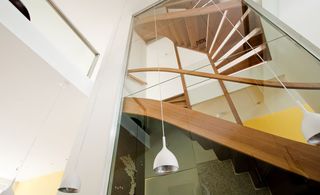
[123,97,320,183]
[135,0,271,75]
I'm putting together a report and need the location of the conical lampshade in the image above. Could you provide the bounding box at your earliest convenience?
[1,180,14,195]
[153,137,179,175]
[301,109,320,145]
[58,172,81,193]
[0,187,14,195]
[298,101,320,145]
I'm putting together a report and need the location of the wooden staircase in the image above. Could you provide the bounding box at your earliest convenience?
[191,133,268,189]
[125,1,320,192]
[135,0,270,75]
[123,97,320,183]
[164,93,189,108]
[191,133,320,194]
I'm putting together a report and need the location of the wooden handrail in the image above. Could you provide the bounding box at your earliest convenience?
[127,73,147,85]
[128,67,320,90]
[123,97,320,182]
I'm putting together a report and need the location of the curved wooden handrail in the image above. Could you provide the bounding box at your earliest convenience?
[128,67,320,90]
[123,97,320,182]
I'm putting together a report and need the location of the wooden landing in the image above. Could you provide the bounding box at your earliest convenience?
[123,97,320,182]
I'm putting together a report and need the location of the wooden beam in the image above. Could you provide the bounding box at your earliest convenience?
[128,67,320,90]
[136,0,241,25]
[174,44,191,108]
[127,73,147,85]
[123,97,320,182]
[164,0,193,8]
[208,54,243,125]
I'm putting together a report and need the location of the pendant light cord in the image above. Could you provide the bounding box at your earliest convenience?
[209,0,302,106]
[154,8,166,138]
[73,76,104,170]
[14,83,65,179]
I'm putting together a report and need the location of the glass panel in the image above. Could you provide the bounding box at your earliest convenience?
[223,80,308,143]
[210,0,285,42]
[21,0,97,76]
[187,74,236,123]
[231,35,320,113]
[110,0,320,194]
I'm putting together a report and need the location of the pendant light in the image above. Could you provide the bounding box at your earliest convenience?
[152,8,179,176]
[210,1,320,146]
[57,123,84,193]
[0,180,14,195]
[297,101,320,145]
[0,83,65,195]
[58,172,81,193]
[58,83,95,193]
[58,82,97,193]
[9,0,31,21]
[153,136,179,175]
[152,79,179,175]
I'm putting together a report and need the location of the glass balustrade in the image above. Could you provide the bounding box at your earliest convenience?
[109,0,320,194]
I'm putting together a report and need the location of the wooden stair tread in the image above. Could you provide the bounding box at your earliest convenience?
[134,0,272,74]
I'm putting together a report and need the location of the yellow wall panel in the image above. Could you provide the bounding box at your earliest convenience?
[14,172,63,195]
[244,106,309,143]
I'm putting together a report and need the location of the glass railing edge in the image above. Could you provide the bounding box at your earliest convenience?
[244,0,320,62]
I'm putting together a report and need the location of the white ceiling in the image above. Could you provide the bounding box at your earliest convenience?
[0,22,88,180]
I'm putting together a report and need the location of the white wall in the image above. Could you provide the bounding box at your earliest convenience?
[0,22,88,181]
[261,0,320,49]
[21,0,95,76]
[261,0,279,17]
[144,37,209,100]
[145,38,183,100]
[59,0,161,195]
[0,1,92,95]
[278,0,320,49]
[124,32,148,97]
[51,0,141,80]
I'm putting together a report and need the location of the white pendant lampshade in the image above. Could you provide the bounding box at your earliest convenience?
[153,136,179,175]
[1,187,14,195]
[1,180,14,195]
[58,173,81,193]
[298,101,320,145]
[152,11,179,176]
